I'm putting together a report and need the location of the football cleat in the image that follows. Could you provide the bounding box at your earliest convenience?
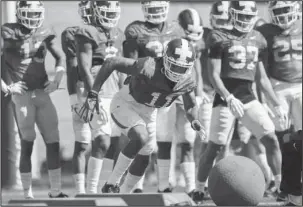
[92,1,121,29]
[163,38,196,82]
[178,8,204,42]
[48,192,69,198]
[102,183,120,193]
[133,188,143,193]
[210,1,233,30]
[189,190,205,204]
[158,187,173,193]
[268,1,298,29]
[16,1,45,29]
[229,1,258,33]
[141,1,169,24]
[78,1,93,24]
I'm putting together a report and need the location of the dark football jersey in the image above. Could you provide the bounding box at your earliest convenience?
[61,26,79,58]
[257,21,302,83]
[129,57,196,108]
[208,28,267,105]
[124,20,184,58]
[75,25,125,98]
[1,23,55,90]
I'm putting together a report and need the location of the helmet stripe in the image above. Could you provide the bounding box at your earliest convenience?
[188,8,200,27]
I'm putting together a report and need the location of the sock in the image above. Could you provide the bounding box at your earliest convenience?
[107,153,133,185]
[87,157,103,194]
[274,174,281,191]
[289,194,302,206]
[157,159,171,191]
[48,168,61,196]
[98,158,114,192]
[73,173,86,194]
[21,172,33,198]
[133,173,145,190]
[180,162,196,193]
[120,173,142,193]
[196,181,206,193]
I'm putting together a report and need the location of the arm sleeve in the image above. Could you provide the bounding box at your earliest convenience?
[207,32,224,59]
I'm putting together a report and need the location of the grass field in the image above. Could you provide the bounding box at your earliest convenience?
[1,1,280,206]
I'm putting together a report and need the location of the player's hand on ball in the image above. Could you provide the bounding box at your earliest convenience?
[191,120,206,141]
[226,94,244,118]
[44,80,59,93]
[78,90,99,123]
[7,81,28,95]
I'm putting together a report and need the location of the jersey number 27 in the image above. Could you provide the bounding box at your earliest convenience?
[273,39,302,62]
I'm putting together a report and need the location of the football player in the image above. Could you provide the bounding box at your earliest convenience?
[195,1,286,203]
[1,1,68,198]
[257,1,302,202]
[123,1,185,193]
[61,1,93,194]
[80,38,206,194]
[73,1,125,194]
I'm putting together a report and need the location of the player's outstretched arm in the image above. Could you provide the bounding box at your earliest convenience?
[194,56,203,98]
[75,35,95,91]
[182,90,206,140]
[91,57,138,92]
[45,37,66,93]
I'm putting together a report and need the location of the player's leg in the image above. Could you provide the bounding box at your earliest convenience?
[175,104,196,195]
[12,92,36,199]
[102,95,156,193]
[155,105,176,192]
[34,90,67,198]
[240,100,282,192]
[195,106,236,202]
[87,98,112,193]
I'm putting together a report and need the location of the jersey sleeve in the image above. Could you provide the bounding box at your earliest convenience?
[123,22,140,58]
[207,31,224,59]
[61,28,77,57]
[75,25,98,49]
[41,25,56,43]
[124,22,139,40]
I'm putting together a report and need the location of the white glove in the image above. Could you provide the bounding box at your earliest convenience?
[195,96,203,106]
[273,105,289,131]
[6,81,28,95]
[44,80,59,93]
[191,120,206,141]
[226,94,244,118]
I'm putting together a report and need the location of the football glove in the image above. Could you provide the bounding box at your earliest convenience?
[6,81,28,96]
[191,120,206,141]
[44,80,59,93]
[78,90,99,123]
[226,94,244,118]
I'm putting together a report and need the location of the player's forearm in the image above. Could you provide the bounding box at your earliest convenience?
[92,58,115,92]
[211,73,230,100]
[259,78,280,107]
[66,58,78,95]
[194,59,203,97]
[185,104,199,123]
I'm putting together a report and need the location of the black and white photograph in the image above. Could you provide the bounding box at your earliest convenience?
[1,1,302,206]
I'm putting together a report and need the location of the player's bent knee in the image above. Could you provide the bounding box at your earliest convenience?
[44,129,60,144]
[92,134,110,153]
[128,124,150,146]
[73,141,89,155]
[138,139,157,156]
[204,141,224,161]
[260,132,280,149]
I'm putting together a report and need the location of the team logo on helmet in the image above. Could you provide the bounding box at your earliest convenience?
[141,1,170,24]
[229,1,258,33]
[210,1,233,30]
[178,8,204,42]
[268,1,298,29]
[92,1,121,29]
[16,1,45,29]
[163,38,196,82]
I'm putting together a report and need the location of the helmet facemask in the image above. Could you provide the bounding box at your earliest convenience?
[230,8,258,33]
[142,1,169,24]
[211,14,233,30]
[16,1,45,29]
[269,2,297,29]
[78,1,93,24]
[93,1,121,29]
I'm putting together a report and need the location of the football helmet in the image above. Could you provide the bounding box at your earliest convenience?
[178,8,204,42]
[78,1,93,24]
[141,1,170,24]
[163,38,196,82]
[16,1,45,29]
[296,1,302,20]
[268,1,297,29]
[229,1,258,33]
[92,1,121,28]
[210,1,233,30]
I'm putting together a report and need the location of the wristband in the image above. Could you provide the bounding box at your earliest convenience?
[55,66,66,72]
[69,94,78,106]
[225,94,234,103]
